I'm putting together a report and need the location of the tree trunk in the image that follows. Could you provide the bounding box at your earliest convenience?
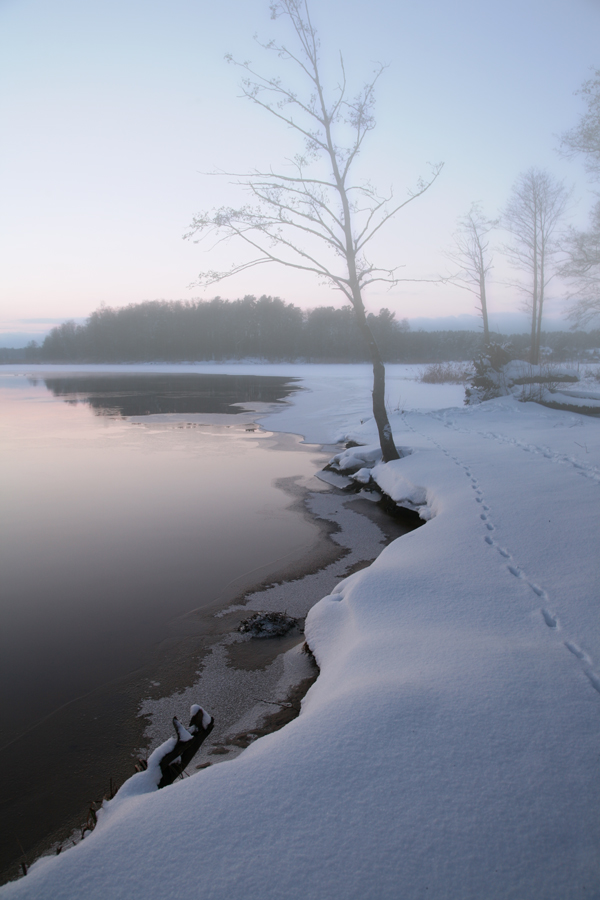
[536,249,545,366]
[530,220,540,365]
[479,272,490,344]
[530,313,538,365]
[351,293,400,463]
[530,285,539,364]
[535,293,544,366]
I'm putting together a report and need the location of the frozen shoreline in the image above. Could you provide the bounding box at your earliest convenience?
[5,479,412,882]
[3,364,600,900]
[137,482,416,772]
[0,376,413,884]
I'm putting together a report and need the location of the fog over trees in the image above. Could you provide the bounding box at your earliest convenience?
[39,298,405,362]
[8,59,600,371]
[502,169,570,365]
[441,70,600,348]
[30,297,599,365]
[560,68,600,328]
[445,204,498,344]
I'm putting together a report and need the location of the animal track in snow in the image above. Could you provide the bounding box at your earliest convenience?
[436,418,600,485]
[485,535,511,559]
[541,608,558,629]
[586,671,600,694]
[411,412,598,702]
[564,641,589,662]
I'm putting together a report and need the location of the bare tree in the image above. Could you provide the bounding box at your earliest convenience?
[560,69,600,326]
[445,203,498,343]
[560,68,600,180]
[185,0,442,462]
[562,201,600,327]
[502,168,570,365]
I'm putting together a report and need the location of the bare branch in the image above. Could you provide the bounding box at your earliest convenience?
[559,67,600,181]
[562,200,600,326]
[355,163,443,251]
[501,168,571,363]
[443,202,498,340]
[186,0,442,462]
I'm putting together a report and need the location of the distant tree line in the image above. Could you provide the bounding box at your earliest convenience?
[2,296,597,365]
[37,297,409,362]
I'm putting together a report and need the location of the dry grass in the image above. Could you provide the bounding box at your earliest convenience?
[588,366,600,383]
[419,363,473,384]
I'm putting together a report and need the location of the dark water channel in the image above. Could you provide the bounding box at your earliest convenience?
[0,370,337,879]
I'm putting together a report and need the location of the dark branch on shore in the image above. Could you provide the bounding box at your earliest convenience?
[156,707,215,789]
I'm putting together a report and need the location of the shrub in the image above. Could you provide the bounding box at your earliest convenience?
[419,362,473,384]
[465,342,513,404]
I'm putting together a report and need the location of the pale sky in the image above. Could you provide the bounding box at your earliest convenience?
[1,0,599,342]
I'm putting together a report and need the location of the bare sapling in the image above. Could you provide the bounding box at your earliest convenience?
[186,0,442,462]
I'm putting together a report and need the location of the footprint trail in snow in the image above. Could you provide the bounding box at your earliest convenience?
[403,411,600,698]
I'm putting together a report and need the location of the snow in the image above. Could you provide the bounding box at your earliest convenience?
[173,719,194,743]
[190,705,213,731]
[2,363,600,899]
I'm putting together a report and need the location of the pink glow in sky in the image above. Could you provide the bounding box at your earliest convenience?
[1,0,598,340]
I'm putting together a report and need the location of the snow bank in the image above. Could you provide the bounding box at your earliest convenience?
[467,355,600,413]
[3,367,600,899]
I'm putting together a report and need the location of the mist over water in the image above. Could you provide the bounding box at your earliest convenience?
[0,373,321,749]
[0,370,336,877]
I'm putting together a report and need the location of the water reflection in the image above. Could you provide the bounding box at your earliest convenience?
[41,373,301,417]
[1,373,317,750]
[0,370,332,877]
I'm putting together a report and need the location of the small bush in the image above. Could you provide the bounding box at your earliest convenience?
[587,366,600,383]
[465,342,513,404]
[420,362,473,384]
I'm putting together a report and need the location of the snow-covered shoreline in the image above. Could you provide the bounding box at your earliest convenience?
[3,364,600,899]
[136,482,411,775]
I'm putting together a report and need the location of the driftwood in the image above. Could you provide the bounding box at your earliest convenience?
[156,705,215,789]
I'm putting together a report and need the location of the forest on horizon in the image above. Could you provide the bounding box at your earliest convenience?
[3,296,600,365]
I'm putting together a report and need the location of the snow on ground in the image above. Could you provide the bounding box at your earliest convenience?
[3,364,600,899]
[138,487,392,764]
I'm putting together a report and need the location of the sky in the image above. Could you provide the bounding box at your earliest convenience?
[1,0,599,344]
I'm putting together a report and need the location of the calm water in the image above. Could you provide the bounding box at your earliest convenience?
[0,370,329,876]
